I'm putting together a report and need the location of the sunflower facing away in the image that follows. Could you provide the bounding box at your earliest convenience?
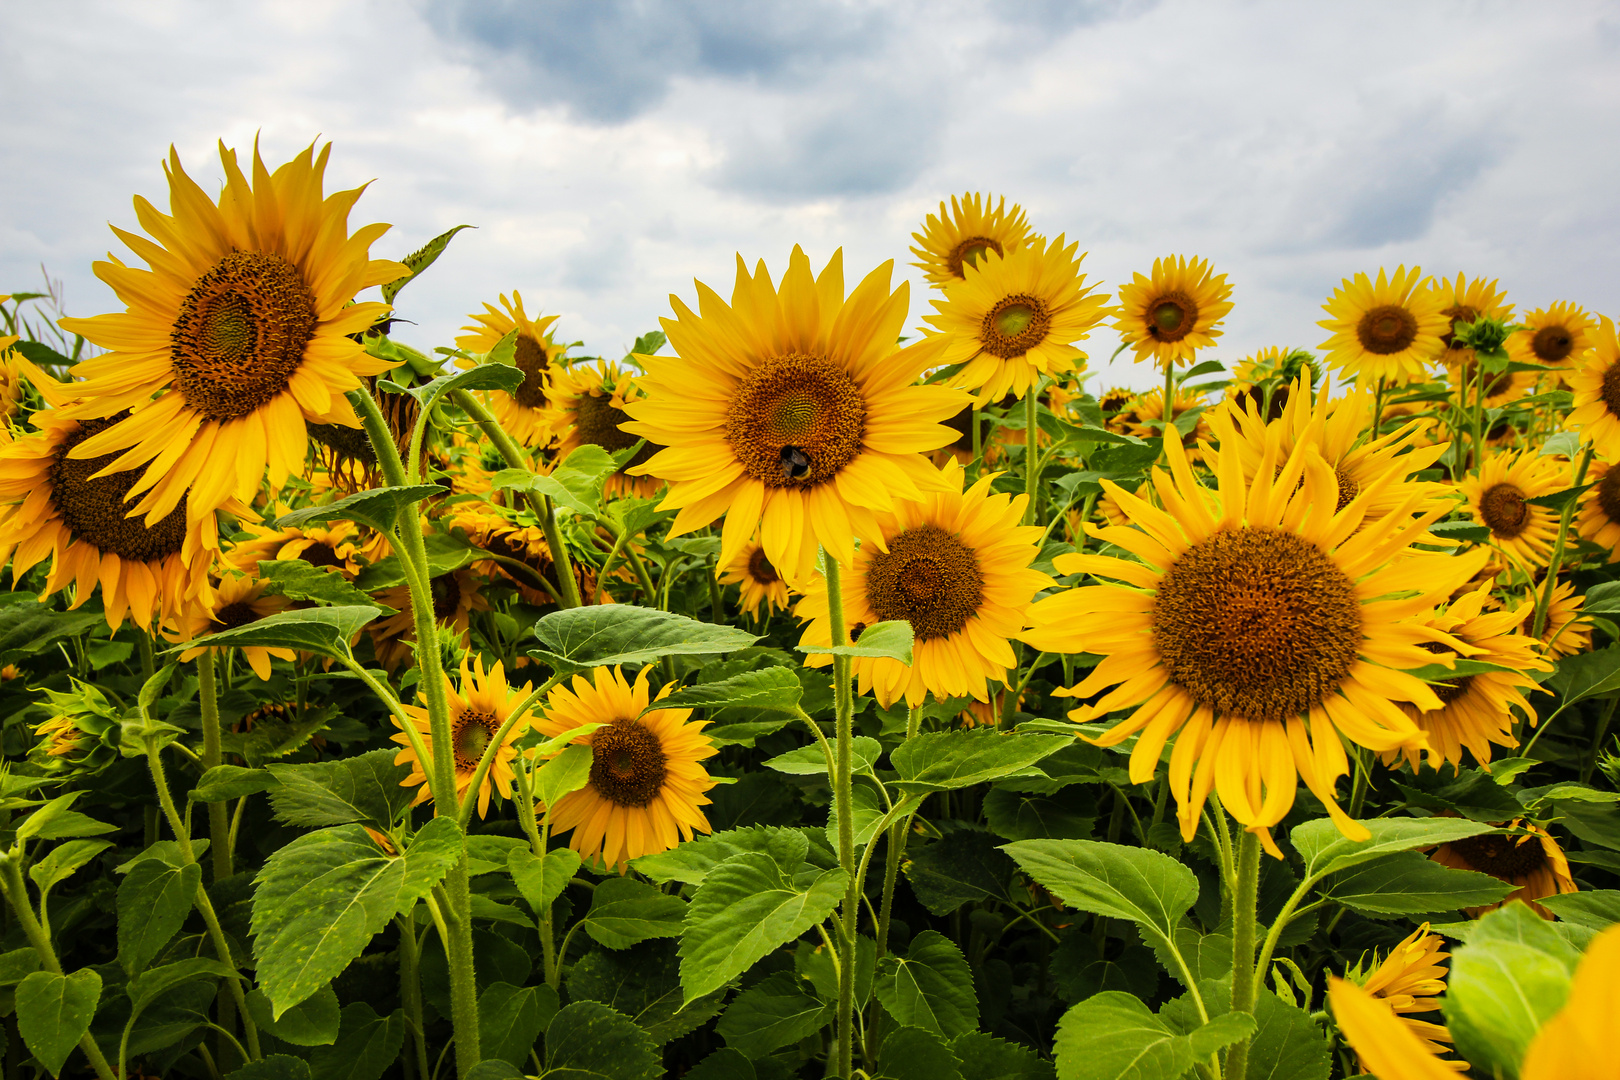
[909,192,1033,287]
[456,291,564,448]
[57,141,409,524]
[1429,821,1577,919]
[547,360,661,498]
[1506,300,1595,377]
[370,564,489,671]
[924,234,1110,405]
[1576,459,1620,561]
[534,666,717,871]
[1566,315,1620,461]
[176,572,295,681]
[1340,923,1463,1071]
[717,534,792,618]
[1318,266,1450,386]
[1112,255,1235,370]
[1432,273,1513,355]
[391,656,535,818]
[622,247,967,582]
[1457,448,1569,570]
[1523,579,1593,660]
[1020,420,1486,851]
[796,460,1054,708]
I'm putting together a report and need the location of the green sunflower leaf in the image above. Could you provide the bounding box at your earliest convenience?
[494,444,619,518]
[874,930,979,1038]
[873,1026,962,1080]
[796,619,914,663]
[1290,816,1497,879]
[540,1001,661,1080]
[645,667,804,716]
[580,877,687,950]
[764,735,880,776]
[477,982,557,1070]
[1002,839,1197,957]
[276,486,443,534]
[1322,851,1515,914]
[308,1003,406,1080]
[381,224,474,304]
[16,968,101,1077]
[265,748,415,830]
[173,605,380,660]
[379,360,524,414]
[531,604,758,671]
[715,970,833,1060]
[1443,903,1577,1080]
[257,559,390,612]
[890,730,1071,793]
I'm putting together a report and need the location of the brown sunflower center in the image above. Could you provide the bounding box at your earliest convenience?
[48,415,189,563]
[1152,527,1363,720]
[1597,468,1620,527]
[864,523,984,641]
[747,547,779,586]
[724,353,866,488]
[171,250,318,422]
[572,391,658,471]
[981,295,1052,359]
[1334,468,1360,513]
[589,718,668,808]
[1601,361,1620,418]
[1356,304,1419,356]
[1441,304,1479,350]
[948,235,1003,278]
[1478,483,1531,538]
[1416,640,1472,705]
[1148,291,1198,343]
[429,573,462,621]
[452,708,498,772]
[1531,324,1575,364]
[214,601,260,630]
[512,333,552,409]
[1447,832,1548,879]
[944,406,990,454]
[299,541,344,570]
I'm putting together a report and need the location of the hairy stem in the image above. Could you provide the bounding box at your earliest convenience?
[1224,828,1263,1080]
[197,652,233,882]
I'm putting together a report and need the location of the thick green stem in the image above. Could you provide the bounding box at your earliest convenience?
[1224,828,1263,1080]
[824,553,858,1079]
[1023,389,1040,525]
[876,705,923,957]
[971,407,982,462]
[450,389,582,609]
[198,653,232,882]
[1534,444,1594,638]
[396,915,431,1080]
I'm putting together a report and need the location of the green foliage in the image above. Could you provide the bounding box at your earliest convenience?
[531,604,759,670]
[1053,992,1254,1080]
[16,968,101,1077]
[539,1001,662,1080]
[874,930,979,1038]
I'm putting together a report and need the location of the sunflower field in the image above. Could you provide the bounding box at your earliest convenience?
[0,142,1616,1080]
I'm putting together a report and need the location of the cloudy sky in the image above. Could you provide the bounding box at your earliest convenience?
[4,0,1616,391]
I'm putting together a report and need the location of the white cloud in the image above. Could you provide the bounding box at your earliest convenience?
[2,0,1615,394]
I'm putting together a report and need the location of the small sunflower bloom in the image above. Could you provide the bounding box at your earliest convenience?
[1566,315,1620,460]
[546,360,662,498]
[1507,300,1595,375]
[455,290,564,449]
[1342,923,1464,1071]
[718,535,792,618]
[1429,821,1578,919]
[1457,449,1570,570]
[390,656,535,819]
[177,572,295,680]
[909,192,1033,287]
[1318,266,1449,385]
[1113,255,1234,370]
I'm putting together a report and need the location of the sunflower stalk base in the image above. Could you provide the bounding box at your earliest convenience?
[1224,827,1264,1080]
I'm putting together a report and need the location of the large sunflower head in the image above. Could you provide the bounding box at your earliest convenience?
[1566,315,1620,460]
[1318,266,1450,385]
[58,141,409,524]
[1112,255,1235,370]
[1429,821,1577,919]
[621,247,968,580]
[1457,449,1570,571]
[175,571,295,681]
[795,459,1054,708]
[547,360,661,498]
[717,534,792,618]
[456,291,564,448]
[533,666,717,872]
[1341,923,1463,1071]
[0,409,224,632]
[1020,415,1487,852]
[909,192,1033,287]
[924,234,1110,405]
[1506,300,1595,374]
[390,655,535,819]
[1576,459,1620,562]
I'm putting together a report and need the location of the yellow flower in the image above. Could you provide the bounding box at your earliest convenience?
[1432,273,1513,353]
[1520,924,1620,1080]
[1343,923,1464,1071]
[57,141,408,523]
[1318,266,1449,385]
[924,234,1110,404]
[1429,821,1578,919]
[1566,315,1620,460]
[717,535,792,618]
[1020,417,1485,852]
[369,564,489,672]
[1457,449,1569,570]
[1112,255,1234,370]
[622,247,966,581]
[390,656,535,819]
[534,666,717,871]
[909,192,1033,287]
[546,360,662,498]
[1506,300,1595,374]
[796,460,1054,708]
[455,291,564,448]
[1576,460,1620,562]
[177,572,295,681]
[1124,388,1211,463]
[226,515,366,579]
[1522,579,1593,659]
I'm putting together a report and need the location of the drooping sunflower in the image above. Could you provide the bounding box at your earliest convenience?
[455,291,564,448]
[1318,266,1450,386]
[370,564,489,671]
[796,460,1053,708]
[56,141,408,523]
[176,572,295,680]
[1576,460,1620,561]
[546,360,662,498]
[1113,255,1235,370]
[717,535,792,618]
[390,656,535,819]
[1507,300,1595,377]
[1385,587,1550,772]
[909,192,1033,287]
[1341,923,1463,1070]
[1566,315,1620,460]
[924,234,1110,405]
[1429,821,1577,918]
[534,665,718,871]
[622,247,966,581]
[0,410,224,632]
[1020,420,1485,851]
[1522,580,1593,659]
[1457,449,1569,570]
[225,514,366,579]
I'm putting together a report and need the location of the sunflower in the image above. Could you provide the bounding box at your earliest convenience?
[546,360,662,498]
[0,341,30,431]
[1429,821,1577,919]
[1385,587,1549,772]
[1523,579,1593,659]
[1020,418,1485,851]
[370,564,489,671]
[909,192,1033,287]
[1458,449,1569,570]
[796,460,1053,708]
[452,503,603,608]
[1566,315,1620,460]
[390,656,535,818]
[1507,301,1595,380]
[1113,255,1234,370]
[718,535,792,618]
[226,514,366,579]
[622,247,966,581]
[1125,388,1211,462]
[1342,923,1463,1070]
[56,141,408,524]
[1432,273,1513,356]
[924,234,1110,405]
[1318,266,1450,386]
[1576,460,1620,561]
[1224,347,1306,422]
[455,291,564,448]
[0,410,223,632]
[176,572,295,680]
[534,666,717,871]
